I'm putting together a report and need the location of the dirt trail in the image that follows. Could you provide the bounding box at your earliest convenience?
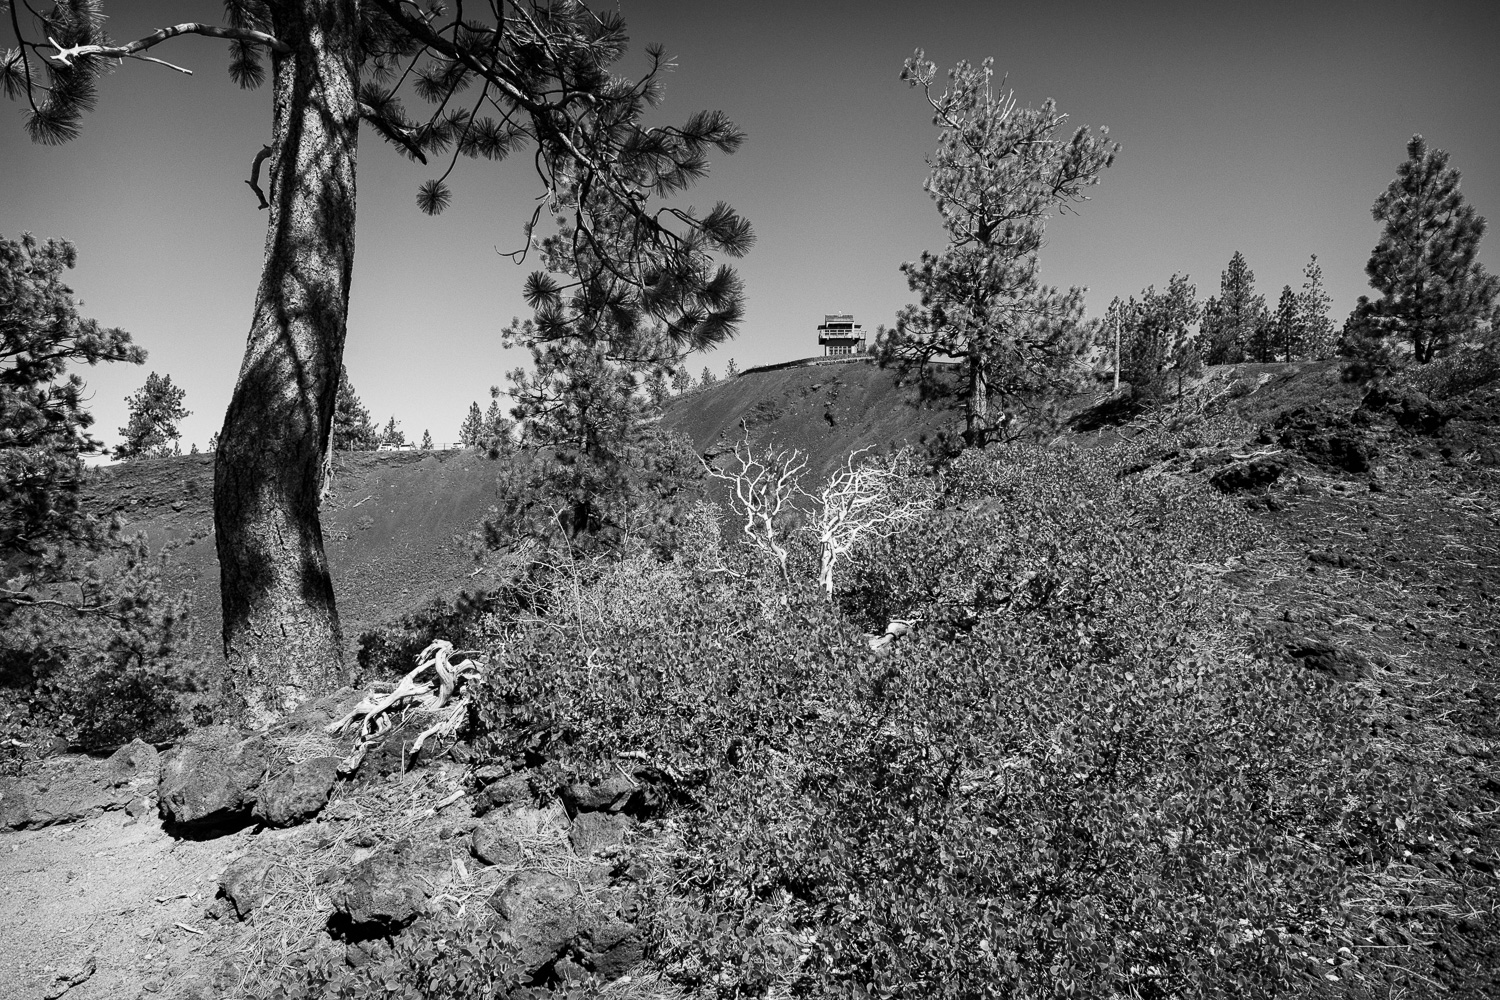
[0,812,248,1000]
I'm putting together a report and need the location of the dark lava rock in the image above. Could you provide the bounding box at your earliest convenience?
[0,740,160,830]
[218,857,272,921]
[253,756,338,827]
[559,775,637,817]
[1363,385,1456,434]
[334,853,432,933]
[472,816,525,867]
[478,772,533,811]
[471,805,568,866]
[487,871,581,976]
[158,729,270,828]
[569,811,634,857]
[1209,454,1288,493]
[1275,406,1377,473]
[1285,637,1372,681]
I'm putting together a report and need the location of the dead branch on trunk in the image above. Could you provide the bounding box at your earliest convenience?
[326,640,483,770]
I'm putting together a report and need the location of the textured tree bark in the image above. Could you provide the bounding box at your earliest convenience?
[965,346,989,448]
[214,0,358,718]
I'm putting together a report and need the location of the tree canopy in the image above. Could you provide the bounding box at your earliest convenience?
[1345,135,1498,364]
[879,52,1116,446]
[114,372,189,461]
[1,232,143,551]
[3,1,753,714]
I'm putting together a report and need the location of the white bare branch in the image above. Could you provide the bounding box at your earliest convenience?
[44,22,290,76]
[805,448,933,600]
[702,433,807,581]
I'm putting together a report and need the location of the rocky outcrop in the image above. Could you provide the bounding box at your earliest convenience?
[333,840,448,935]
[1275,406,1377,473]
[0,740,159,830]
[569,811,634,857]
[470,803,569,866]
[156,728,270,828]
[253,756,338,827]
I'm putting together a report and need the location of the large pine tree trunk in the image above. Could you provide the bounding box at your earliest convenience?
[214,0,359,718]
[965,347,989,448]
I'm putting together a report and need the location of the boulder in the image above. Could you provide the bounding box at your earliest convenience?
[471,804,568,866]
[1209,455,1288,493]
[569,811,633,858]
[477,772,533,811]
[157,728,270,827]
[253,756,338,827]
[487,871,581,976]
[334,853,432,933]
[558,775,637,817]
[218,857,272,921]
[1275,406,1378,473]
[0,740,160,830]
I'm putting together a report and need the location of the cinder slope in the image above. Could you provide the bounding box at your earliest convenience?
[661,357,963,475]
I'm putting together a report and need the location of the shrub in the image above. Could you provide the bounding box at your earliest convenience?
[468,444,1471,997]
[267,913,522,1000]
[1,529,190,751]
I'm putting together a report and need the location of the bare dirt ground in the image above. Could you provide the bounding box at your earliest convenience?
[0,810,250,1000]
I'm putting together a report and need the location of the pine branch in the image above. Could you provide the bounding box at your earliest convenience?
[43,23,290,77]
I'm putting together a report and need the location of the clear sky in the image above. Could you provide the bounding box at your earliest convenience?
[3,0,1497,453]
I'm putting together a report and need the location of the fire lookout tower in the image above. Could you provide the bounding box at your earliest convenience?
[817,313,866,356]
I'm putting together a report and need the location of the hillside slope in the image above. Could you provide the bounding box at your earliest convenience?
[82,450,504,667]
[661,357,964,475]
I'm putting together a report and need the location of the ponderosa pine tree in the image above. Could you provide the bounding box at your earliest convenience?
[881,52,1116,447]
[379,415,405,448]
[481,390,512,457]
[3,2,751,714]
[1346,135,1498,364]
[1,234,184,747]
[646,370,670,408]
[2,233,143,553]
[1298,255,1336,361]
[700,366,717,387]
[1118,274,1200,400]
[330,364,376,451]
[1201,252,1267,365]
[459,402,484,449]
[420,429,432,450]
[671,367,692,394]
[114,372,189,460]
[1271,285,1303,362]
[725,357,739,378]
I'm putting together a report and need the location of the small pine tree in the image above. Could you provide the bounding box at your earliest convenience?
[725,357,739,378]
[647,370,670,407]
[1298,255,1335,360]
[700,366,718,387]
[671,367,692,394]
[459,401,484,448]
[380,416,406,448]
[331,365,378,451]
[1348,135,1498,364]
[1271,285,1303,362]
[1119,274,1200,399]
[114,372,190,460]
[206,431,219,453]
[1202,252,1267,364]
[478,387,513,457]
[420,429,433,450]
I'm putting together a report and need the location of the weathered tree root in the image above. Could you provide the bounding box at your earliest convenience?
[327,640,482,773]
